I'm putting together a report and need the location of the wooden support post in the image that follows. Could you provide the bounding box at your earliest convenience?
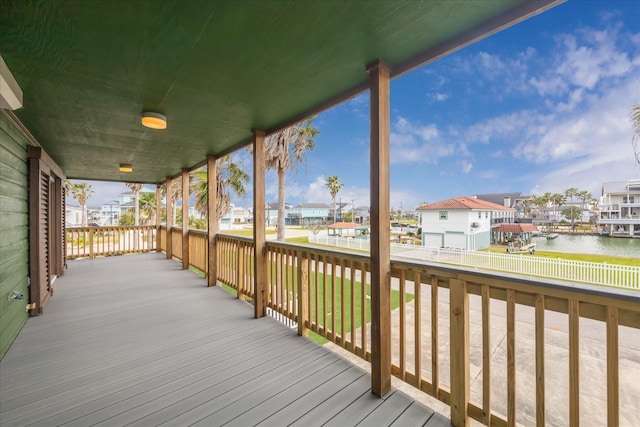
[450,278,470,427]
[297,251,309,337]
[181,168,189,270]
[253,130,267,318]
[207,156,218,286]
[166,177,173,260]
[368,59,391,398]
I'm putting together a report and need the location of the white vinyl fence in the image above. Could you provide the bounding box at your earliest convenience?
[308,234,639,289]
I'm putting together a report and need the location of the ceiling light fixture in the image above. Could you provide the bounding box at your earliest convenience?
[141,112,167,129]
[119,164,133,173]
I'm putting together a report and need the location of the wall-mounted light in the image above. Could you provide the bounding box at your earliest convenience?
[119,164,133,173]
[141,112,167,129]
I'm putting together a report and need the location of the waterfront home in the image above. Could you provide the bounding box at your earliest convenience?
[5,2,636,427]
[287,202,331,226]
[598,179,640,236]
[417,196,514,250]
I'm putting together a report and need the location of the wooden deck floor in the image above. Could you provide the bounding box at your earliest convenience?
[0,253,449,427]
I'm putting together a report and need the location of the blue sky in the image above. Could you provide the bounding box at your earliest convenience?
[75,1,640,211]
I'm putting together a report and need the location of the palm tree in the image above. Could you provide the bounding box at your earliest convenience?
[139,192,156,225]
[125,183,144,226]
[70,182,93,226]
[577,190,592,210]
[325,175,343,223]
[190,156,249,224]
[563,188,579,231]
[564,187,578,205]
[631,105,640,164]
[161,179,182,226]
[550,193,566,229]
[263,118,319,241]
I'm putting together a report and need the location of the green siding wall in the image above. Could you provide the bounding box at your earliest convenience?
[0,112,30,360]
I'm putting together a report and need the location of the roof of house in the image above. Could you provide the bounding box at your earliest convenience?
[471,192,527,207]
[293,203,331,209]
[493,223,537,233]
[328,222,359,229]
[602,180,640,195]
[267,202,293,210]
[417,196,515,211]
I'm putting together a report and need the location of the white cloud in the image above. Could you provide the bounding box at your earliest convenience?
[390,116,456,164]
[460,160,473,174]
[429,92,449,101]
[555,30,633,90]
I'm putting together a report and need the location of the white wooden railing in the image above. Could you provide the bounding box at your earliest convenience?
[309,234,640,289]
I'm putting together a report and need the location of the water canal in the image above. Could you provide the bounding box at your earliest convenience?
[533,234,640,259]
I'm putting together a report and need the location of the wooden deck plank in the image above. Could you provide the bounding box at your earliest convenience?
[159,350,339,427]
[323,390,394,426]
[120,346,333,427]
[22,330,304,427]
[5,327,293,425]
[222,359,354,426]
[255,366,367,427]
[389,401,437,426]
[288,374,372,427]
[0,253,442,427]
[356,390,415,425]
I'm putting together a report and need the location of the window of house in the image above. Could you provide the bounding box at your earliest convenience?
[478,212,481,219]
[485,212,488,218]
[439,211,447,220]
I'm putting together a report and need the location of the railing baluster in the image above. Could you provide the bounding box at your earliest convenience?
[535,294,545,427]
[414,270,422,389]
[331,259,336,343]
[314,254,320,332]
[399,268,406,380]
[340,259,346,347]
[482,284,491,425]
[606,306,619,427]
[297,250,309,337]
[360,261,367,357]
[323,254,328,337]
[350,260,356,353]
[430,273,438,397]
[507,289,516,427]
[450,278,469,427]
[569,299,580,427]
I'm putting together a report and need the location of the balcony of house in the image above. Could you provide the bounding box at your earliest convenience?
[8,225,636,427]
[598,217,640,225]
[0,248,446,427]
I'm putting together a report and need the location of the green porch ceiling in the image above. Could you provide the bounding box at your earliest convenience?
[0,0,562,184]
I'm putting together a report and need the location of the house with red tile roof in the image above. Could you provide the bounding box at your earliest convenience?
[416,196,515,250]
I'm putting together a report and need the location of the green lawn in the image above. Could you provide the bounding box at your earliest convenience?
[215,247,413,345]
[482,246,639,266]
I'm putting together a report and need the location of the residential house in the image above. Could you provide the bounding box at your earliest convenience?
[100,200,120,225]
[598,179,640,236]
[65,204,83,227]
[417,196,515,250]
[471,192,528,221]
[265,202,292,226]
[287,203,331,226]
